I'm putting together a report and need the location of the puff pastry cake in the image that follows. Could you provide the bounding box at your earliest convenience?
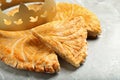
[0,30,60,73]
[32,17,87,67]
[0,1,101,71]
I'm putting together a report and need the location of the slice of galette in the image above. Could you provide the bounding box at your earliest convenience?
[32,17,87,67]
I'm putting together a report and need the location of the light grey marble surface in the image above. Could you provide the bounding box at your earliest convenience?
[0,0,120,80]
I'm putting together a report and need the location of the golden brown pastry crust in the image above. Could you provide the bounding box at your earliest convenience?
[53,3,101,38]
[3,2,101,69]
[0,31,60,73]
[32,17,87,67]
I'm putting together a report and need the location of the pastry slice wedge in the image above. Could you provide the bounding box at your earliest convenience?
[0,30,60,73]
[32,17,87,67]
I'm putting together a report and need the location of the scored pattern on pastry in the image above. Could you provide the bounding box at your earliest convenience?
[53,3,101,38]
[0,31,60,73]
[32,16,87,67]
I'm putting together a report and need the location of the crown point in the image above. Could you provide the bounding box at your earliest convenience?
[19,3,29,12]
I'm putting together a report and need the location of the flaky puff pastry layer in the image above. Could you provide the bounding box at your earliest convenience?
[0,31,60,73]
[32,17,87,67]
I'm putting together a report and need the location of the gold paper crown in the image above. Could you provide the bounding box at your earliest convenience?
[0,0,56,31]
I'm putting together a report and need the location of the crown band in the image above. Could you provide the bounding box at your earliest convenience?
[0,0,56,31]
